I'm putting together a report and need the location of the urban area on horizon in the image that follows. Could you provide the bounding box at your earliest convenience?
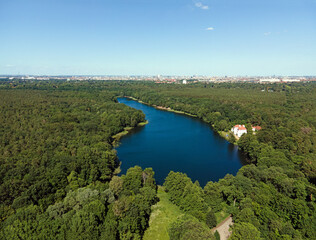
[1,75,316,84]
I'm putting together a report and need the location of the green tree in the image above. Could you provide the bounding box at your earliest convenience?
[109,176,123,198]
[214,230,220,240]
[206,209,217,228]
[122,166,143,195]
[168,215,215,240]
[230,222,261,240]
[164,171,191,205]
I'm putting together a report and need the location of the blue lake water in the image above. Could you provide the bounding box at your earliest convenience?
[116,97,247,186]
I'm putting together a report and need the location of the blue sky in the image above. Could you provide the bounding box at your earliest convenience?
[0,0,315,76]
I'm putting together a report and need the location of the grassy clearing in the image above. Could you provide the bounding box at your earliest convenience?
[218,131,230,140]
[143,186,184,240]
[112,121,148,145]
[165,108,197,117]
[112,129,129,140]
[138,120,148,126]
[143,187,229,240]
[215,211,230,225]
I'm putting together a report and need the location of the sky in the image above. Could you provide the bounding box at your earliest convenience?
[0,0,315,76]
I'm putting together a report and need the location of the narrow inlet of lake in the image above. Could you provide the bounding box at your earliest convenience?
[116,98,247,186]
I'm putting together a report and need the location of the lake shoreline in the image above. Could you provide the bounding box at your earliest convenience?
[111,119,148,175]
[116,97,246,185]
[111,120,148,147]
[123,96,234,143]
[124,96,197,118]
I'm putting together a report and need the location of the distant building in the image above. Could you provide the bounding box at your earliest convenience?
[282,79,300,83]
[183,80,187,84]
[259,78,280,84]
[231,125,247,138]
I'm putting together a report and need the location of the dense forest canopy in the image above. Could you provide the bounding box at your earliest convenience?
[0,82,156,239]
[0,79,315,239]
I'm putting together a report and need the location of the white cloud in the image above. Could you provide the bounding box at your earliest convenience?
[195,2,209,10]
[264,32,271,36]
[206,27,214,31]
[5,64,15,68]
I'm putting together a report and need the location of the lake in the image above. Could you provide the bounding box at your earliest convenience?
[116,97,247,186]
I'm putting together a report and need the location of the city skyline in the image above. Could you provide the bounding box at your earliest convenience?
[1,0,316,76]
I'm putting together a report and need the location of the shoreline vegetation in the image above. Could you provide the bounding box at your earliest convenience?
[125,96,197,117]
[111,120,148,147]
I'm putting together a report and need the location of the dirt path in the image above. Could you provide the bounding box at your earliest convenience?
[212,215,233,240]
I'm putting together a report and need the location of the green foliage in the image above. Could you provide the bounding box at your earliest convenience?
[143,187,185,240]
[228,132,236,144]
[164,171,191,205]
[2,205,41,240]
[164,172,208,221]
[143,168,157,189]
[109,176,124,197]
[0,86,145,214]
[203,181,223,212]
[230,222,261,240]
[168,215,215,240]
[206,209,217,228]
[2,168,157,239]
[0,83,156,239]
[214,230,220,240]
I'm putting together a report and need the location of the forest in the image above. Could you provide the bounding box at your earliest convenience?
[0,79,315,239]
[0,82,156,239]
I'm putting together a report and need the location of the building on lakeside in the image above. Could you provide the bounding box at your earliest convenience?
[231,125,262,138]
[231,125,247,138]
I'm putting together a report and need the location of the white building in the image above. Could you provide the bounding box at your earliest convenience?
[231,125,247,138]
[282,79,300,83]
[183,80,187,84]
[259,78,280,84]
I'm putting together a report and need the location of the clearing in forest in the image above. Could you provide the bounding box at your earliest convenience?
[143,186,185,240]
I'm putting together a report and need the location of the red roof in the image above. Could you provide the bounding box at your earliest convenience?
[252,126,262,130]
[233,124,246,130]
